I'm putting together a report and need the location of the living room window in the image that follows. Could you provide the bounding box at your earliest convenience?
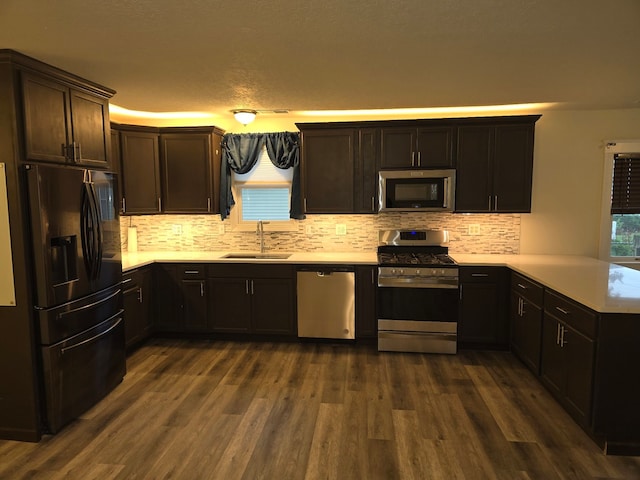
[599,141,640,263]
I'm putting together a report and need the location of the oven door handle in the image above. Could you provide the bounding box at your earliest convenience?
[377,277,458,289]
[378,331,458,340]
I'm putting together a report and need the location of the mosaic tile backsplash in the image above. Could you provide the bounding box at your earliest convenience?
[120,213,520,254]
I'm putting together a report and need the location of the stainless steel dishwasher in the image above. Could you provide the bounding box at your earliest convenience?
[296,266,355,339]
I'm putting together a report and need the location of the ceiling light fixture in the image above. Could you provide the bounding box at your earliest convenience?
[232,109,257,125]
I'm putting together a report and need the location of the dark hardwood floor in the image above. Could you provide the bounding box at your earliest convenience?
[1,339,640,479]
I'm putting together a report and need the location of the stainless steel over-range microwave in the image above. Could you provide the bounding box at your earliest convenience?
[378,169,456,212]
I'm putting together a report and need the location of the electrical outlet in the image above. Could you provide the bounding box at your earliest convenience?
[468,224,481,235]
[336,224,347,235]
[218,224,225,234]
[171,224,182,235]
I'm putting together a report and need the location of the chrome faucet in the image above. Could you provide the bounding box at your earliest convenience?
[257,220,269,253]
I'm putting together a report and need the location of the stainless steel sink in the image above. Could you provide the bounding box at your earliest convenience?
[222,253,292,260]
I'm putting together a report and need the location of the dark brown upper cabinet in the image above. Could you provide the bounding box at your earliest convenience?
[455,116,539,213]
[117,126,162,214]
[297,124,379,214]
[114,125,223,215]
[380,126,454,169]
[159,127,222,214]
[21,71,112,169]
[300,128,356,214]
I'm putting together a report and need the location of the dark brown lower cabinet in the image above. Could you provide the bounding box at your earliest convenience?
[122,267,152,348]
[510,272,544,374]
[153,263,208,332]
[458,267,509,348]
[355,265,377,339]
[540,291,596,427]
[207,264,296,336]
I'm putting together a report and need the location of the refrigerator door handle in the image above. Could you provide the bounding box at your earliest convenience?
[80,182,94,280]
[88,181,103,279]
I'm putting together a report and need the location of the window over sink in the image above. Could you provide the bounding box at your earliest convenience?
[231,146,296,231]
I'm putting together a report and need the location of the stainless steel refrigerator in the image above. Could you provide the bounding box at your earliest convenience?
[25,163,125,433]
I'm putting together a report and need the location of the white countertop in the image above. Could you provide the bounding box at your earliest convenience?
[121,251,378,271]
[121,251,640,314]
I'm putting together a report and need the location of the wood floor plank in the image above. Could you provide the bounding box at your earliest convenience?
[1,340,640,480]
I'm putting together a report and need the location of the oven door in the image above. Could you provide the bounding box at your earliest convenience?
[377,285,458,353]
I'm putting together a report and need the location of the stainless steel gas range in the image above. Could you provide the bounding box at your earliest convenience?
[377,229,459,354]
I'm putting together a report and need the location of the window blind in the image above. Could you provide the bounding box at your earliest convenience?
[611,153,640,214]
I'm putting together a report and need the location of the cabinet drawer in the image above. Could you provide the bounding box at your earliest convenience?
[511,272,543,306]
[460,266,503,282]
[544,289,598,339]
[207,263,294,279]
[122,269,142,289]
[177,264,206,279]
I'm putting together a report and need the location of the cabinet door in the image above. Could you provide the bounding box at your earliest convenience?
[181,279,208,332]
[160,133,213,213]
[380,128,415,168]
[455,126,492,212]
[416,127,454,168]
[563,325,595,425]
[123,281,143,348]
[302,129,355,213]
[459,267,509,346]
[355,129,379,213]
[21,72,71,164]
[153,264,182,331]
[492,124,534,212]
[510,292,542,373]
[207,278,252,333]
[138,267,153,339]
[251,278,295,335]
[110,128,124,212]
[355,265,377,339]
[69,89,110,168]
[540,314,565,399]
[120,131,161,214]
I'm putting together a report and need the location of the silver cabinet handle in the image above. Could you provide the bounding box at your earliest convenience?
[207,197,211,212]
[122,197,126,213]
[517,283,528,290]
[138,287,143,303]
[371,196,375,212]
[417,151,421,166]
[158,198,162,211]
[488,196,492,210]
[411,152,415,167]
[246,280,249,295]
[471,273,489,277]
[184,270,200,274]
[560,325,566,346]
[556,322,561,344]
[459,284,463,300]
[251,280,254,295]
[76,142,82,161]
[304,198,307,211]
[494,195,498,210]
[520,298,526,316]
[555,306,570,315]
[200,282,204,297]
[517,297,522,316]
[122,278,133,285]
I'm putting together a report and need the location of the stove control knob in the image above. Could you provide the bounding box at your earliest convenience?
[399,269,404,275]
[391,268,396,275]
[431,269,437,276]
[416,269,420,275]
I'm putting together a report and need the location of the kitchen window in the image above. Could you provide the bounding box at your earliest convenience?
[599,141,640,264]
[231,146,295,231]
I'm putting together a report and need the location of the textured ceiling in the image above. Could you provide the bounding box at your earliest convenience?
[1,0,639,128]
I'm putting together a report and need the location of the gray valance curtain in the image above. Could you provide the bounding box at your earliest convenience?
[219,132,303,220]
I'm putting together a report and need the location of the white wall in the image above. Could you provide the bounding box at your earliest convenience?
[521,108,640,256]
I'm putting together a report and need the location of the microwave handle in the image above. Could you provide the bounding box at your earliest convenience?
[443,178,449,208]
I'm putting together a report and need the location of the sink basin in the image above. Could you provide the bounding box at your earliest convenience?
[222,253,292,260]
